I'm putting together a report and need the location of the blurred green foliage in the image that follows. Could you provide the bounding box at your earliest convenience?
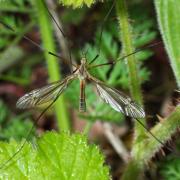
[0,0,34,50]
[155,0,180,87]
[0,0,31,12]
[160,155,180,180]
[62,7,88,25]
[0,100,34,141]
[0,0,41,85]
[59,0,96,8]
[159,139,180,179]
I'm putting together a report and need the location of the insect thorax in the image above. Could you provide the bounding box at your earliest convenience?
[76,58,89,80]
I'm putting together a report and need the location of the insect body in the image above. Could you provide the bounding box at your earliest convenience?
[16,57,145,119]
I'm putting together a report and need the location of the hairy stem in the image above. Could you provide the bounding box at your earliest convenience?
[116,0,145,141]
[116,0,180,179]
[122,106,180,180]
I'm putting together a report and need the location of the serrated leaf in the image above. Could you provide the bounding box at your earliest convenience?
[160,156,180,180]
[2,117,34,141]
[0,132,110,179]
[0,0,30,12]
[155,0,180,87]
[59,0,97,8]
[0,100,34,141]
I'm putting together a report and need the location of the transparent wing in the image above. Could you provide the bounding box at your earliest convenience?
[89,76,145,118]
[16,75,76,109]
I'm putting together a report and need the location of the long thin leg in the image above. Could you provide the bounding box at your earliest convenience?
[134,117,180,156]
[0,88,63,170]
[42,0,73,72]
[0,20,77,68]
[88,41,162,69]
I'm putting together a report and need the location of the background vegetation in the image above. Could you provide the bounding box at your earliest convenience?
[0,0,179,179]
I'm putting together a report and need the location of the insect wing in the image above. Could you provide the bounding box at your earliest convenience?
[90,77,145,118]
[16,75,76,109]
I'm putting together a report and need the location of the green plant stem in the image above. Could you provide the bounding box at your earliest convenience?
[115,0,180,179]
[122,106,180,180]
[35,1,70,131]
[0,6,32,13]
[83,121,93,135]
[0,75,29,86]
[116,0,145,138]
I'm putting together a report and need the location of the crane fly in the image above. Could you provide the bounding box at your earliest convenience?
[1,0,179,173]
[0,0,150,170]
[16,57,145,119]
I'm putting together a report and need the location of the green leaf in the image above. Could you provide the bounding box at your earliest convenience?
[160,155,180,180]
[0,45,24,73]
[154,0,180,87]
[1,117,34,141]
[59,0,97,8]
[0,0,31,13]
[61,8,87,25]
[0,100,34,141]
[0,100,8,124]
[0,132,110,179]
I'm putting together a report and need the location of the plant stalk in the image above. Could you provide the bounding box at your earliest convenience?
[122,106,180,180]
[116,0,180,179]
[116,0,145,140]
[35,0,70,131]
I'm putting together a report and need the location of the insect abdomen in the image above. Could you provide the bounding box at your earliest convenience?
[79,80,86,112]
[79,98,86,112]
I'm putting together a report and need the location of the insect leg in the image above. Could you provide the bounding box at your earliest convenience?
[41,0,74,71]
[0,87,64,170]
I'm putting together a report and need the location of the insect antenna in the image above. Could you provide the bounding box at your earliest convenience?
[41,0,73,71]
[88,41,162,69]
[0,20,76,68]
